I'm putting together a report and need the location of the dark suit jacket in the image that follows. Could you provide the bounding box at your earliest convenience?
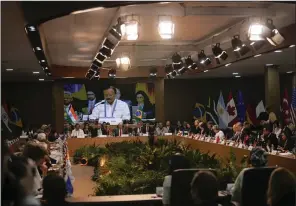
[165,126,175,134]
[113,128,128,137]
[280,138,295,151]
[90,127,106,137]
[264,133,278,149]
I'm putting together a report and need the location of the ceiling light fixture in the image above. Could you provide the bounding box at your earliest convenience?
[198,50,211,65]
[33,71,40,74]
[274,50,282,53]
[235,75,241,78]
[225,63,232,67]
[204,70,209,73]
[254,54,262,57]
[286,71,294,74]
[108,68,116,78]
[248,23,267,41]
[232,72,239,75]
[232,35,250,56]
[212,43,228,61]
[265,19,285,46]
[6,69,13,71]
[71,7,104,15]
[265,64,274,66]
[123,19,139,40]
[158,16,174,39]
[289,45,295,48]
[39,79,44,81]
[185,55,197,70]
[116,56,130,71]
[149,68,157,77]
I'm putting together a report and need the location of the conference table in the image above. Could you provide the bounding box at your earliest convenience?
[67,135,296,173]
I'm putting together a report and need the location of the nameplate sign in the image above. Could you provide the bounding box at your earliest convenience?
[121,134,129,137]
[248,146,253,151]
[229,142,234,146]
[99,118,122,125]
[164,133,173,136]
[98,135,107,137]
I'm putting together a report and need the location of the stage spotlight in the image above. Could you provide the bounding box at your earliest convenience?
[158,16,174,39]
[232,35,250,56]
[185,55,198,70]
[198,50,211,65]
[92,59,103,68]
[95,52,107,63]
[99,46,112,57]
[212,43,228,61]
[92,70,100,80]
[90,64,99,71]
[172,53,183,70]
[108,69,116,78]
[85,69,97,79]
[149,68,157,77]
[250,40,266,51]
[265,19,285,46]
[178,66,188,75]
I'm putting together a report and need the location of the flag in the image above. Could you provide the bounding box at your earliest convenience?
[206,96,218,125]
[226,92,238,126]
[237,91,246,123]
[282,88,291,125]
[255,100,266,118]
[64,159,74,195]
[215,92,228,129]
[1,105,12,132]
[193,103,206,122]
[10,106,23,128]
[134,110,143,121]
[64,84,87,100]
[291,87,296,125]
[246,104,259,126]
[64,105,78,124]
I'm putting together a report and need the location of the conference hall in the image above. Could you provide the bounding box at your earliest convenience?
[2,2,296,206]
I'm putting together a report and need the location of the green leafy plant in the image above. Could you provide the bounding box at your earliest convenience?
[74,139,248,195]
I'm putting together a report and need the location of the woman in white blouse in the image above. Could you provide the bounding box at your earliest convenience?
[213,125,225,142]
[273,120,282,139]
[71,123,85,138]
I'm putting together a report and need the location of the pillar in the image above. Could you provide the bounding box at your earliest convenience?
[293,72,296,88]
[264,65,280,118]
[52,81,64,133]
[154,78,165,123]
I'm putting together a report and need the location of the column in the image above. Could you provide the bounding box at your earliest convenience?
[52,81,64,133]
[264,65,280,118]
[154,78,165,123]
[293,72,296,88]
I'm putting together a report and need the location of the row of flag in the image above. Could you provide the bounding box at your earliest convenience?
[1,101,23,139]
[193,87,296,129]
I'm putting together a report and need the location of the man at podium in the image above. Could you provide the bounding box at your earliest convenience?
[89,86,131,123]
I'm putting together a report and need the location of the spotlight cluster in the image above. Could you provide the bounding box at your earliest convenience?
[86,18,123,80]
[25,25,51,76]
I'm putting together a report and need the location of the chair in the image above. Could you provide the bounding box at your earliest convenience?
[241,167,276,206]
[170,168,216,206]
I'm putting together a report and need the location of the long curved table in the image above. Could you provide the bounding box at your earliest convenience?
[67,136,296,173]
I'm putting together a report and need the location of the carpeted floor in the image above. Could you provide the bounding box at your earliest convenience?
[71,164,96,197]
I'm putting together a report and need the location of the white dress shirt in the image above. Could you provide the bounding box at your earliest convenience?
[89,99,131,120]
[71,129,85,138]
[215,130,225,140]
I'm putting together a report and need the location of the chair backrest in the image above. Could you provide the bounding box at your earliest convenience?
[170,168,216,206]
[241,167,276,206]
